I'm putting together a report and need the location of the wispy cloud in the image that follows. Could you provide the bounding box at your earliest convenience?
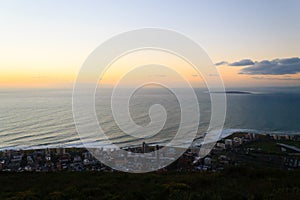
[31,76,49,79]
[215,61,228,66]
[215,59,254,67]
[148,74,166,77]
[252,76,300,81]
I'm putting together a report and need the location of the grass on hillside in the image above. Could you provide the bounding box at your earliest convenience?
[1,167,300,200]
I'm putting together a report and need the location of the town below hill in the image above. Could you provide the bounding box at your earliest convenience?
[1,132,300,172]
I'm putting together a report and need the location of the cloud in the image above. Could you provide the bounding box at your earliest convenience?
[252,76,300,81]
[192,74,219,77]
[229,59,254,66]
[148,74,166,77]
[215,61,228,66]
[215,59,254,66]
[240,57,300,75]
[31,76,49,79]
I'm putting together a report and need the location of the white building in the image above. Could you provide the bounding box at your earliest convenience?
[204,157,212,166]
[225,139,233,147]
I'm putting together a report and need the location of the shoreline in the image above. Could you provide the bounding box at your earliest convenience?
[1,131,300,173]
[1,129,299,152]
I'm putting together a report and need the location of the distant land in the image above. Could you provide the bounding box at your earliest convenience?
[210,90,252,94]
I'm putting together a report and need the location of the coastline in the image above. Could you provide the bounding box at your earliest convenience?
[1,131,300,173]
[1,128,299,152]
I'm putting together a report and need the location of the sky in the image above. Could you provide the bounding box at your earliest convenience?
[0,0,300,88]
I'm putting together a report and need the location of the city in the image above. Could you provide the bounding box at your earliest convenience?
[1,132,300,173]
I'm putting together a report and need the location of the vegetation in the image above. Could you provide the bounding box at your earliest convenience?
[242,140,300,154]
[1,167,300,200]
[242,140,283,154]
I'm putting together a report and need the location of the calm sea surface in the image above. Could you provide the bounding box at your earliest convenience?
[0,87,299,150]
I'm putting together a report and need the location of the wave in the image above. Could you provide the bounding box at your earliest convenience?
[1,128,299,151]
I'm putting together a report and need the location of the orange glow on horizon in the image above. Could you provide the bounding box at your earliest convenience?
[2,56,300,89]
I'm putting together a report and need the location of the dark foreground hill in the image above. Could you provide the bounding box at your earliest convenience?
[1,167,300,200]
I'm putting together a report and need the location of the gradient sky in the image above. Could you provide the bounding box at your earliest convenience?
[1,0,300,88]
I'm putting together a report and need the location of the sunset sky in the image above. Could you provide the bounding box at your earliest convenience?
[1,0,300,88]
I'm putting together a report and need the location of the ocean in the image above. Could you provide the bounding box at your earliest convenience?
[0,87,300,150]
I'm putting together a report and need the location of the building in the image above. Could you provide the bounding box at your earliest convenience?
[225,139,233,147]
